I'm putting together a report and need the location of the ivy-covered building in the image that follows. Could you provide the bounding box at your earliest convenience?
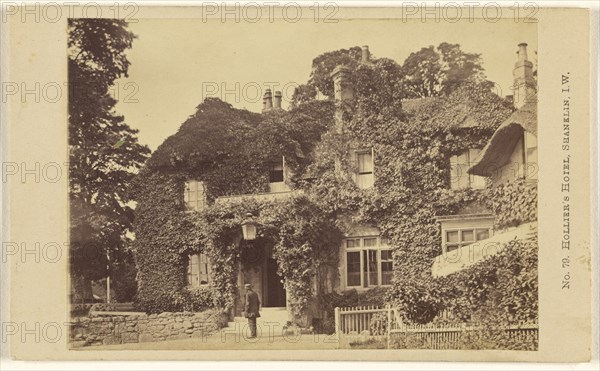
[432,42,538,277]
[132,44,537,331]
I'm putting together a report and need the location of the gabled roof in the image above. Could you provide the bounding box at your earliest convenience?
[468,102,537,177]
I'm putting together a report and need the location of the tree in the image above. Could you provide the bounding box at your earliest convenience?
[402,43,487,98]
[291,46,363,106]
[68,19,150,302]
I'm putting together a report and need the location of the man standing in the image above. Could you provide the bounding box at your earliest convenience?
[244,283,260,338]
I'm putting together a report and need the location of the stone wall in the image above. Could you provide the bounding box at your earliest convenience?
[70,309,227,347]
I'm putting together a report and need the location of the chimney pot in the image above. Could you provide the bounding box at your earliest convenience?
[274,91,282,109]
[263,89,273,112]
[518,42,529,62]
[513,42,535,109]
[361,45,370,63]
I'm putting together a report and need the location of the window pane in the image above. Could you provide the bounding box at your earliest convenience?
[470,174,486,189]
[356,173,374,189]
[446,244,460,252]
[346,251,361,286]
[461,230,475,242]
[364,238,377,247]
[357,152,373,173]
[476,229,490,241]
[198,253,210,285]
[187,255,199,287]
[364,250,378,287]
[346,239,360,248]
[381,249,393,285]
[381,250,392,260]
[199,272,209,285]
[185,181,206,211]
[446,230,459,243]
[525,132,538,180]
[269,161,284,183]
[381,263,393,285]
[449,155,460,190]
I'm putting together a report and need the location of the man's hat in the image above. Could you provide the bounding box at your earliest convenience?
[244,283,252,288]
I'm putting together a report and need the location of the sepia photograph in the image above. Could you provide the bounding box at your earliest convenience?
[1,2,596,366]
[67,16,540,351]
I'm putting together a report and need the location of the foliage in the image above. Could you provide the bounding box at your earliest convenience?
[389,323,538,350]
[349,338,387,349]
[131,171,193,313]
[437,228,538,324]
[132,42,537,338]
[402,42,488,98]
[111,249,138,302]
[172,287,214,312]
[458,325,538,350]
[132,99,339,315]
[488,178,538,230]
[369,311,395,336]
[298,46,363,102]
[68,19,150,295]
[320,287,387,327]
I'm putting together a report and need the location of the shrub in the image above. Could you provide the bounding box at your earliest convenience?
[369,311,391,336]
[174,287,214,312]
[349,338,387,349]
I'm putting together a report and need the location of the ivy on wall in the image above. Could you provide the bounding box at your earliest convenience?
[132,46,537,328]
[131,99,340,316]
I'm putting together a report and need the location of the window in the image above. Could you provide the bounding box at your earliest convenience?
[450,149,485,190]
[268,157,292,193]
[355,149,374,189]
[187,252,211,287]
[268,160,284,183]
[381,250,393,285]
[524,132,538,181]
[443,227,491,253]
[344,237,391,288]
[184,180,206,211]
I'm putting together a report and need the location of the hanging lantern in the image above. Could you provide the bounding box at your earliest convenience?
[241,213,257,241]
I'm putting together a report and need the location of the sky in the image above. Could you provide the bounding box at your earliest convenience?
[115,18,537,151]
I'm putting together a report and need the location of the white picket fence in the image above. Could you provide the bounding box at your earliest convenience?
[334,306,538,349]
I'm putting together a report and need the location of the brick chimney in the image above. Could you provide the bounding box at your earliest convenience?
[262,89,273,112]
[512,43,536,109]
[361,45,370,63]
[330,65,353,133]
[273,90,282,109]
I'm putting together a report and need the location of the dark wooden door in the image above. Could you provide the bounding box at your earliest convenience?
[266,258,286,307]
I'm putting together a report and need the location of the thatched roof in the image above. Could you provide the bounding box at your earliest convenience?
[402,97,505,129]
[468,102,537,176]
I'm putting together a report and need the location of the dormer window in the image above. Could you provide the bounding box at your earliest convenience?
[268,157,290,193]
[450,149,485,190]
[184,180,206,211]
[355,149,374,189]
[268,160,284,183]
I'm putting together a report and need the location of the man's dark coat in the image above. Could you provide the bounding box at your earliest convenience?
[244,289,261,318]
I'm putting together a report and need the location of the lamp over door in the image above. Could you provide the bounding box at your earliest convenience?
[241,213,257,241]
